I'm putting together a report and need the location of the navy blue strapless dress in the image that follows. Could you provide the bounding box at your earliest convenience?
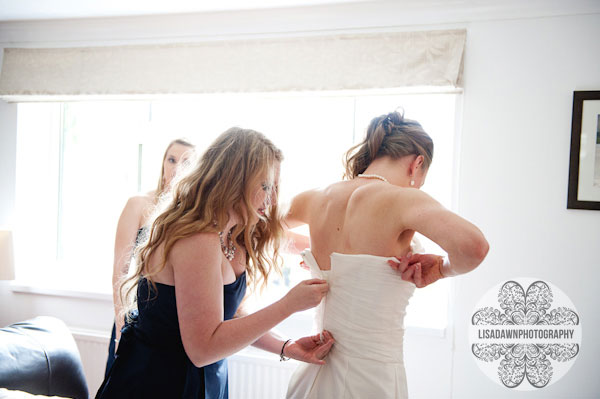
[96,272,246,399]
[105,227,148,377]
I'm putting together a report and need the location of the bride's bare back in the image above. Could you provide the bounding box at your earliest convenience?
[287,167,487,276]
[290,179,417,270]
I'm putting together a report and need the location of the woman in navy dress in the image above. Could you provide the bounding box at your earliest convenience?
[97,127,334,399]
[105,138,195,377]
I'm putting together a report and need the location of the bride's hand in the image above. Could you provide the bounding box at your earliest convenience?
[284,330,335,365]
[388,253,445,288]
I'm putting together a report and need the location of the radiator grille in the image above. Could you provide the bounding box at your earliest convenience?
[71,329,110,398]
[228,353,297,399]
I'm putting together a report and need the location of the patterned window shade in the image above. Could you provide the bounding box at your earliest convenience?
[0,29,465,100]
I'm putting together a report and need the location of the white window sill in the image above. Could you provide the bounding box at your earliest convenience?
[9,280,112,302]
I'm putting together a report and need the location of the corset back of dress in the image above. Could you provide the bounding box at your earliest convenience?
[301,250,415,363]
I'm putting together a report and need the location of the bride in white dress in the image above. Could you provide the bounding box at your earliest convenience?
[284,111,489,399]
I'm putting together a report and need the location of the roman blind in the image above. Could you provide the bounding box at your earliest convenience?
[0,29,465,100]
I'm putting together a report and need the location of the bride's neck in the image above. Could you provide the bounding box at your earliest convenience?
[362,157,410,187]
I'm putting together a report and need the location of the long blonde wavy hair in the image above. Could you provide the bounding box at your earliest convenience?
[121,127,284,314]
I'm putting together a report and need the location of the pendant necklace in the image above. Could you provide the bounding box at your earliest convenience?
[219,230,236,261]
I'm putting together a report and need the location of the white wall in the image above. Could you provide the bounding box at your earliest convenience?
[454,14,600,398]
[1,2,599,398]
[0,63,16,226]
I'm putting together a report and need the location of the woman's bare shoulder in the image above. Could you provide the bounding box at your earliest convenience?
[173,231,221,251]
[127,191,154,204]
[125,191,156,211]
[169,232,222,271]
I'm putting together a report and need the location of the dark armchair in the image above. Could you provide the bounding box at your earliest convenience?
[0,316,88,399]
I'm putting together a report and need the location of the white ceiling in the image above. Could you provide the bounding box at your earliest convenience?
[1,0,596,24]
[0,0,372,21]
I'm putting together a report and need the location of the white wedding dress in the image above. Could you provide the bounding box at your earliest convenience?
[286,250,416,399]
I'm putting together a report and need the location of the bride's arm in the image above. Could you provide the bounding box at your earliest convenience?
[389,188,489,276]
[284,189,317,229]
[281,190,317,254]
[285,230,310,254]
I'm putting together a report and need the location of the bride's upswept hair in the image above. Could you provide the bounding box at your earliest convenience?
[120,127,284,315]
[343,110,434,179]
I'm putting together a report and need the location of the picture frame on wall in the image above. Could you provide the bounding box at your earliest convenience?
[567,90,600,210]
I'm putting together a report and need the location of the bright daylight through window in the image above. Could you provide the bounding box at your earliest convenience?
[15,90,458,333]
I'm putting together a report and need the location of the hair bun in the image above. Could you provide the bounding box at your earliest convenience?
[382,116,392,135]
[388,110,405,124]
[382,110,404,134]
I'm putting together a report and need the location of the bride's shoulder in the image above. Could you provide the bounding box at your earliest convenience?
[322,180,351,193]
[297,181,346,199]
[353,183,427,207]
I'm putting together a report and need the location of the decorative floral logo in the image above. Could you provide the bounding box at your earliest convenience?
[469,278,581,390]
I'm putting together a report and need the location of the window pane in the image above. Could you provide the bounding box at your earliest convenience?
[58,102,150,285]
[15,103,61,281]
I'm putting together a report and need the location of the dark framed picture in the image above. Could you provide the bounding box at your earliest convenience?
[567,91,600,210]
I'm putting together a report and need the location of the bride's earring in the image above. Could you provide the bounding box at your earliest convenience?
[410,180,415,186]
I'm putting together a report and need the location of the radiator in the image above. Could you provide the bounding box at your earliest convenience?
[71,330,297,399]
[228,352,297,399]
[71,329,111,398]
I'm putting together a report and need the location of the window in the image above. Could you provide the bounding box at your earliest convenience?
[15,90,458,332]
